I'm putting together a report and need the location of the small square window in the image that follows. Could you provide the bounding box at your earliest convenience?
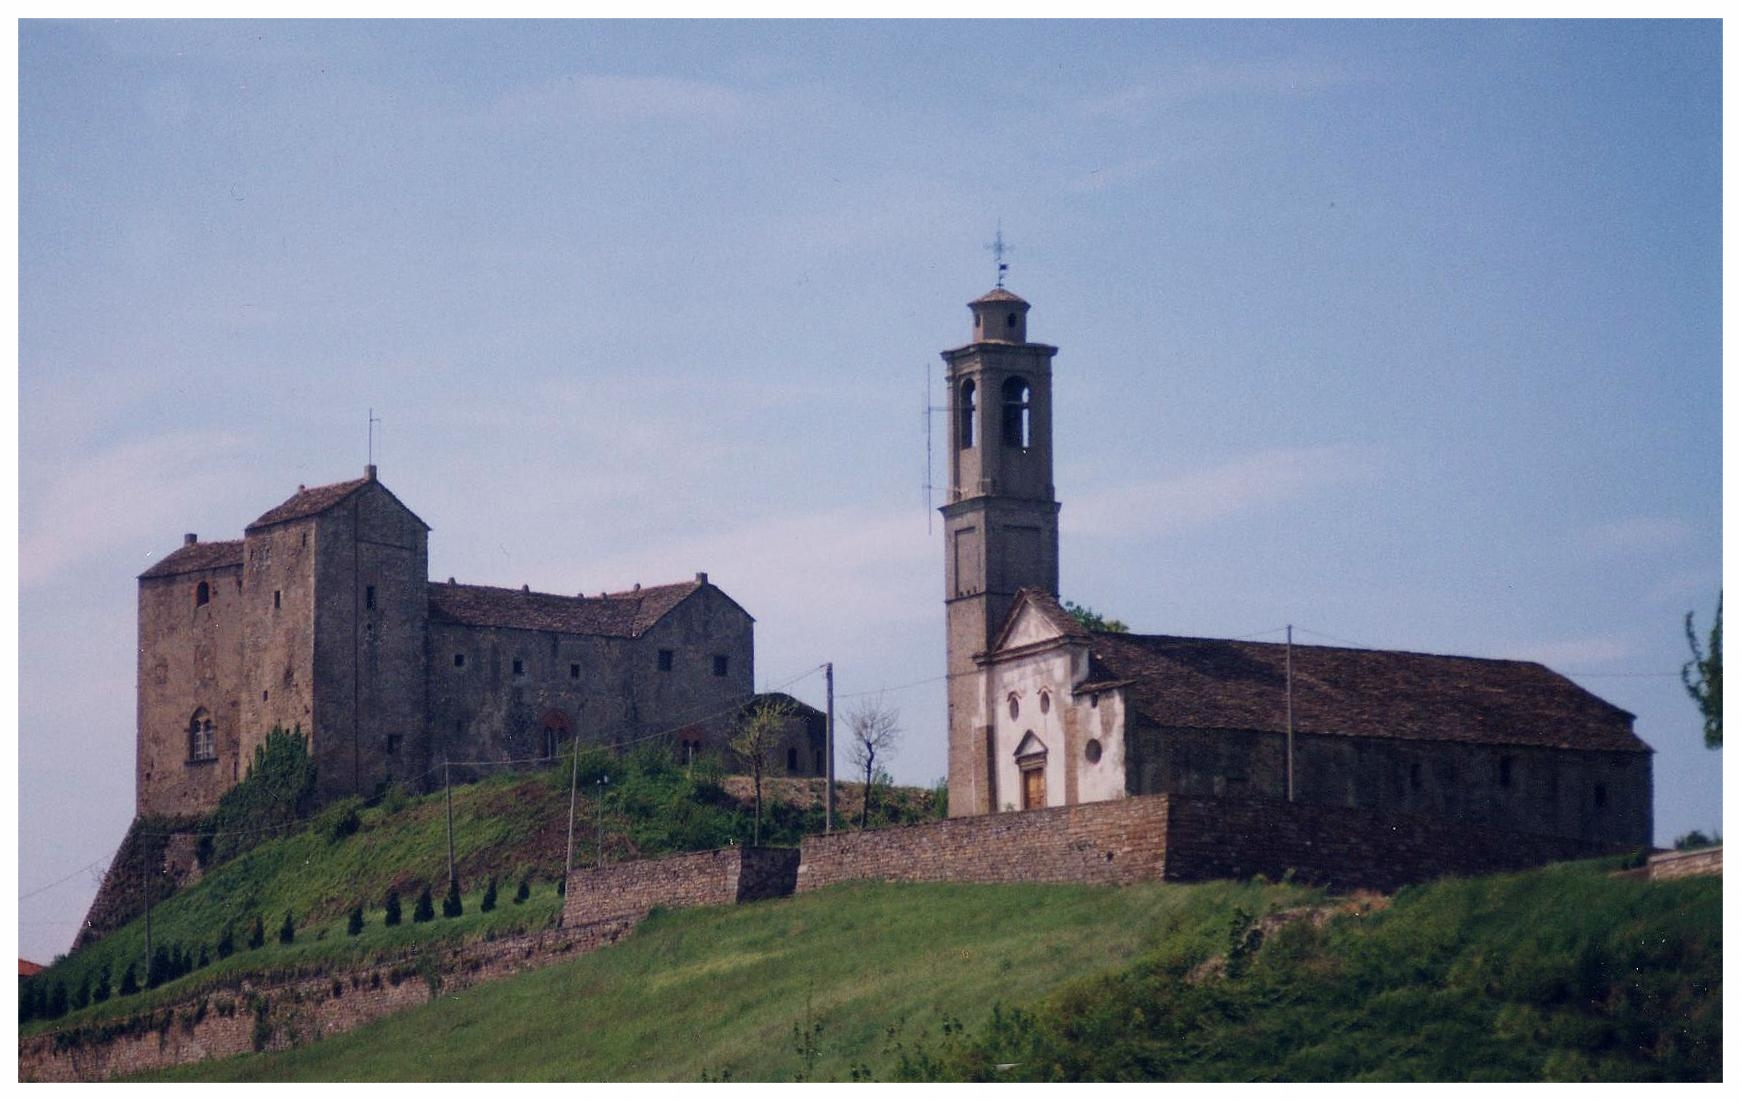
[273,590,281,610]
[454,653,466,668]
[570,663,581,680]
[512,658,524,677]
[365,585,376,610]
[657,649,674,672]
[386,733,401,754]
[713,655,729,677]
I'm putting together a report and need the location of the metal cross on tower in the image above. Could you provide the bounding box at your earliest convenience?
[986,222,1012,287]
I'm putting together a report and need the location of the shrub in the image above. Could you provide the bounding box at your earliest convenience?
[347,904,365,937]
[217,924,235,959]
[481,876,498,912]
[73,974,90,1010]
[197,945,210,969]
[47,981,69,1020]
[384,888,402,927]
[119,962,139,997]
[279,910,296,945]
[247,914,266,950]
[202,726,318,867]
[93,965,112,1004]
[442,879,463,919]
[557,876,567,897]
[324,800,362,844]
[514,876,530,904]
[414,886,435,924]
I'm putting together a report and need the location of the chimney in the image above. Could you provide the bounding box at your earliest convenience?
[184,533,198,546]
[521,584,530,593]
[365,464,378,482]
[633,582,641,591]
[447,577,456,585]
[297,484,306,494]
[694,571,709,586]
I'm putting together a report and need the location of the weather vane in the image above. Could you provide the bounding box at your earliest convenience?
[986,222,1012,288]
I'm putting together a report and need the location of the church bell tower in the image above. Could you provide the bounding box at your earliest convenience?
[941,286,1061,816]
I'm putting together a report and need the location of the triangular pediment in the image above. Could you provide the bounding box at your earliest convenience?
[1013,731,1048,759]
[988,589,1091,655]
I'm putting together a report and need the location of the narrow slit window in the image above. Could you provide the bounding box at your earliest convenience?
[195,581,210,607]
[958,379,976,449]
[273,590,282,610]
[787,748,799,772]
[365,585,376,610]
[512,658,524,677]
[658,649,674,672]
[570,663,581,680]
[1001,377,1031,449]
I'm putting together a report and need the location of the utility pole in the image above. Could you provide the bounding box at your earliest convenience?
[596,774,610,866]
[444,755,456,888]
[824,662,836,834]
[142,857,153,986]
[1285,625,1295,803]
[564,738,580,880]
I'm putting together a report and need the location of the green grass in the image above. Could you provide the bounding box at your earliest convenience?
[142,877,1319,1081]
[138,859,1719,1082]
[23,746,939,1037]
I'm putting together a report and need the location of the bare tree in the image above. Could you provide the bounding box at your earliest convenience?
[731,696,793,846]
[846,699,901,830]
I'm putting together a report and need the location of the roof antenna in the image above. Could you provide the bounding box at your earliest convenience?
[985,221,1012,288]
[367,407,382,468]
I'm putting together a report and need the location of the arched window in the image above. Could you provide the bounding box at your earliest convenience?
[1001,377,1031,449]
[195,581,210,607]
[958,380,976,449]
[540,710,571,759]
[188,708,216,762]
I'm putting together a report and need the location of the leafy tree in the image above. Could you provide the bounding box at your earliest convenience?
[846,699,902,830]
[731,696,794,846]
[247,914,266,950]
[118,962,139,997]
[47,981,68,1020]
[217,924,235,959]
[442,879,463,919]
[278,910,296,945]
[481,876,498,913]
[93,965,112,1003]
[73,974,90,1010]
[413,886,435,923]
[1682,596,1721,748]
[1674,830,1719,851]
[383,888,402,927]
[347,904,364,936]
[197,945,210,969]
[1063,600,1129,634]
[199,725,319,868]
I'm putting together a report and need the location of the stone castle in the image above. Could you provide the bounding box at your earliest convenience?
[135,469,822,817]
[939,286,1652,847]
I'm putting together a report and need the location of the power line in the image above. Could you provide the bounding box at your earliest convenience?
[19,857,110,902]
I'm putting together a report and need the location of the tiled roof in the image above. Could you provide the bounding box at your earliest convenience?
[427,579,702,639]
[971,287,1028,305]
[245,477,371,531]
[19,958,44,978]
[139,539,244,579]
[1082,631,1648,754]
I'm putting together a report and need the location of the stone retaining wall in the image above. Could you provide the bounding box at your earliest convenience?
[1158,794,1621,892]
[19,918,636,1083]
[562,846,798,926]
[795,795,1171,892]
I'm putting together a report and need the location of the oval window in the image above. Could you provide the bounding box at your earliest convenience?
[1039,690,1051,715]
[1084,739,1103,765]
[1007,695,1020,721]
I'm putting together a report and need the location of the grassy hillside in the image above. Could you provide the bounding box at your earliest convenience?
[142,859,1720,1082]
[21,745,938,1036]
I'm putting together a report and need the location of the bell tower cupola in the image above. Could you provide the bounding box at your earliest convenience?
[940,282,1062,817]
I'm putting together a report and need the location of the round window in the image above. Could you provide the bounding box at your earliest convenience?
[1039,690,1051,715]
[1084,739,1103,765]
[1007,695,1020,720]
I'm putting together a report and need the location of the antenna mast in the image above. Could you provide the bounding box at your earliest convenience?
[367,408,382,466]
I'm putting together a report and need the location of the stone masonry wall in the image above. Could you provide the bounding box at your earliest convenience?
[563,846,798,926]
[1158,794,1626,893]
[796,795,1171,892]
[20,918,638,1083]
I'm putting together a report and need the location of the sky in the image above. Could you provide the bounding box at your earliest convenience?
[14,19,1723,963]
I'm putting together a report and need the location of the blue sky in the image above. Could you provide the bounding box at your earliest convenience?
[16,20,1722,962]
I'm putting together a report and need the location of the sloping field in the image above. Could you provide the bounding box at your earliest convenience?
[143,858,1720,1082]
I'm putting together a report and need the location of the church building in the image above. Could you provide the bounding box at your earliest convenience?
[135,467,821,817]
[940,287,1652,847]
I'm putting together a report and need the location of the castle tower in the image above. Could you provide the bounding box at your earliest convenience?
[941,287,1061,816]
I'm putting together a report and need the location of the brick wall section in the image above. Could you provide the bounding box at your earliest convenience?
[796,796,1171,892]
[563,847,798,925]
[1157,794,1623,892]
[19,918,639,1083]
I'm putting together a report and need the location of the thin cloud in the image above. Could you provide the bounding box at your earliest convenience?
[1064,444,1381,540]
